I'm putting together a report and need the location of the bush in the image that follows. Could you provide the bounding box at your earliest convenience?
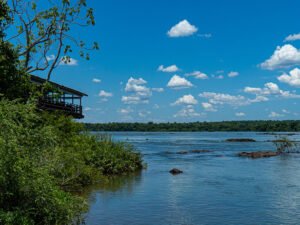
[0,100,143,224]
[90,135,143,175]
[273,135,298,153]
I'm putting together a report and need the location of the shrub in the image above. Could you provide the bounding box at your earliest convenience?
[0,100,85,224]
[90,135,143,175]
[0,100,143,224]
[273,135,298,153]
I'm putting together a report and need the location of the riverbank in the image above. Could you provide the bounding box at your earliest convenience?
[0,100,143,224]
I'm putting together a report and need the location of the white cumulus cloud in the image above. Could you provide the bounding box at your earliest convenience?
[235,112,245,117]
[261,44,300,70]
[172,95,198,105]
[249,95,269,103]
[244,87,263,95]
[92,78,101,83]
[138,111,151,118]
[125,77,149,92]
[185,71,208,79]
[278,68,300,87]
[244,82,300,99]
[99,90,113,97]
[199,92,247,106]
[167,20,198,38]
[198,33,212,38]
[158,65,179,73]
[119,108,132,114]
[282,109,290,114]
[84,107,92,111]
[228,71,239,78]
[269,112,284,118]
[46,54,55,61]
[122,96,149,104]
[152,88,164,92]
[167,75,193,89]
[174,105,202,118]
[122,77,152,104]
[202,102,217,112]
[244,83,279,95]
[199,91,270,112]
[284,33,300,42]
[212,74,224,79]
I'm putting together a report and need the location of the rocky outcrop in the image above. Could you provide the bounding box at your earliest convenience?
[169,168,183,175]
[238,151,279,159]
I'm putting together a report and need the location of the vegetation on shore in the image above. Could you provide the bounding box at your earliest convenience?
[0,2,143,224]
[84,121,300,132]
[0,100,143,224]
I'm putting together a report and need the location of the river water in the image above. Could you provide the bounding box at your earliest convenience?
[85,132,300,225]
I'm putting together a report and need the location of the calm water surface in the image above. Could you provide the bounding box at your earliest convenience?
[85,132,300,225]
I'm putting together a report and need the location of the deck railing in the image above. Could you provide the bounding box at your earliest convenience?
[37,96,83,119]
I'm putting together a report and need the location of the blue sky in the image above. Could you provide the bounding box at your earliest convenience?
[33,0,300,122]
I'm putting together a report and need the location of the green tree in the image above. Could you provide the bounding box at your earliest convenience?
[0,1,33,100]
[0,1,12,37]
[7,0,99,81]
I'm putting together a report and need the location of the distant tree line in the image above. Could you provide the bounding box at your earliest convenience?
[84,121,300,132]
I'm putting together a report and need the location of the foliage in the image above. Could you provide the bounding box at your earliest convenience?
[0,42,35,100]
[0,2,143,223]
[0,100,85,224]
[0,0,12,36]
[0,1,74,101]
[90,135,143,175]
[7,0,99,80]
[84,121,300,132]
[0,100,143,224]
[273,136,298,153]
[0,1,35,101]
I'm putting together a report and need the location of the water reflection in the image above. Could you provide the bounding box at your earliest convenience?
[84,171,143,198]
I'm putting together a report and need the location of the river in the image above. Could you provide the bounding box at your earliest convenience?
[85,132,300,225]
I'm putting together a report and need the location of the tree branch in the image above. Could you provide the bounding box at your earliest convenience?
[47,23,64,81]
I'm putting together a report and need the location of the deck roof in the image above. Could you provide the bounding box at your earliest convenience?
[30,75,88,97]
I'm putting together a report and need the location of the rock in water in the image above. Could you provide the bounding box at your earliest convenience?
[226,138,256,142]
[238,151,279,159]
[176,151,188,154]
[190,150,212,153]
[169,168,183,175]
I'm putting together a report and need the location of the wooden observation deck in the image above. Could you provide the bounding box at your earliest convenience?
[30,75,87,119]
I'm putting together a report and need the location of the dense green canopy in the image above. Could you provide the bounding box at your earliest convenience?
[84,121,300,132]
